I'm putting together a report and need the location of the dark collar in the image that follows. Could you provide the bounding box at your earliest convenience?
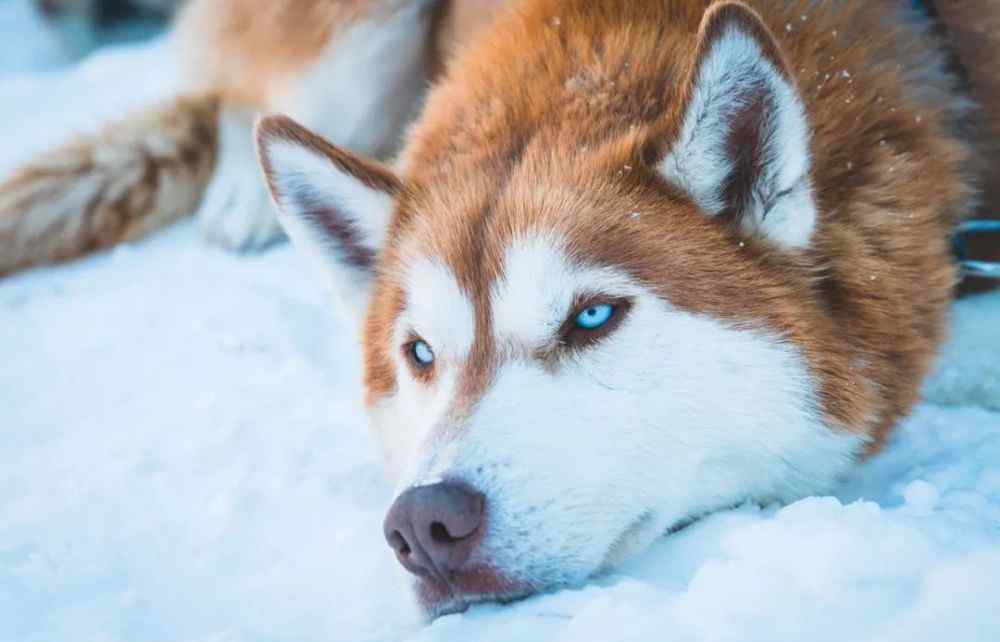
[954,222,1000,280]
[913,0,937,18]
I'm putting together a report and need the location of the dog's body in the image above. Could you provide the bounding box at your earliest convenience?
[4,0,1000,619]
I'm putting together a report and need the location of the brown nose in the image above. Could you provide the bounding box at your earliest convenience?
[383,481,485,578]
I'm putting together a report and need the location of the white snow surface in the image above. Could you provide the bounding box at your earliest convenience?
[2,6,999,642]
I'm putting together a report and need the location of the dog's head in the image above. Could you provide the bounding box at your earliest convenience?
[258,2,862,616]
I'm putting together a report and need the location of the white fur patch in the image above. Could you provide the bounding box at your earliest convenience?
[658,21,817,248]
[398,258,477,362]
[373,361,463,490]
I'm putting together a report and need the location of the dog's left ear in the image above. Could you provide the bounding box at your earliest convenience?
[257,115,399,324]
[658,1,816,249]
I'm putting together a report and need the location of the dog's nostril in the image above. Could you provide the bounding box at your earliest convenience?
[387,529,411,556]
[430,521,461,544]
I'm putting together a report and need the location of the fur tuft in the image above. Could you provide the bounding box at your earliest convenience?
[0,94,219,277]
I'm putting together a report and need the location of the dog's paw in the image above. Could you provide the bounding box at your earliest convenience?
[197,163,285,252]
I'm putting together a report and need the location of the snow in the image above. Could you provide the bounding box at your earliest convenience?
[1,4,999,641]
[0,1,70,75]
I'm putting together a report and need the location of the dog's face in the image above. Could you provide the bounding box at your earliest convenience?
[258,3,862,616]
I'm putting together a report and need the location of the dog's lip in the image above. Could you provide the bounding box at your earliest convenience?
[415,512,666,618]
[414,564,532,617]
[421,586,538,619]
[417,512,711,618]
[429,589,537,618]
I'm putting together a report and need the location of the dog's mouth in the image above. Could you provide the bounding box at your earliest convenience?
[413,564,534,617]
[411,518,661,617]
[411,510,707,617]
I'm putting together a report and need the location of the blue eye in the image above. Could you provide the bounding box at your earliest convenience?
[575,304,615,330]
[410,340,435,367]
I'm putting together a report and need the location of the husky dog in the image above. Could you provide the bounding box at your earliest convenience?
[3,0,1000,617]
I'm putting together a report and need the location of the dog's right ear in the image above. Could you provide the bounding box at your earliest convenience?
[256,115,399,322]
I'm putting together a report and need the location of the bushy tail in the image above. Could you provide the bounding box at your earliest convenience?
[0,94,219,277]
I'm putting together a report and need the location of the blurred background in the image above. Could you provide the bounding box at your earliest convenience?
[0,0,180,73]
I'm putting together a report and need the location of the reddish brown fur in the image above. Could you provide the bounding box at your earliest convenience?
[360,0,984,454]
[0,95,218,277]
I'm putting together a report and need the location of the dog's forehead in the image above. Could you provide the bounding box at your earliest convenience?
[490,237,574,345]
[396,233,578,340]
[397,232,649,365]
[387,167,673,345]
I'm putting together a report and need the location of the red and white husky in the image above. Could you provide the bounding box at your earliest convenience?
[4,0,1000,618]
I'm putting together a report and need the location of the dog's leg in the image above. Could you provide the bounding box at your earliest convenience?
[199,1,440,252]
[197,104,284,251]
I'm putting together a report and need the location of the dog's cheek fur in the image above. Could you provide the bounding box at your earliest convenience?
[381,297,860,587]
[370,237,861,586]
[453,303,857,584]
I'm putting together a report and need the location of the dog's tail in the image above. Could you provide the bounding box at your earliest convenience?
[0,94,219,277]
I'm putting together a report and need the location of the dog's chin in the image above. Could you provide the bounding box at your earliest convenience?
[413,565,534,618]
[413,514,670,618]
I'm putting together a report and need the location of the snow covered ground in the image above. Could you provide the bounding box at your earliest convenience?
[2,3,999,641]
